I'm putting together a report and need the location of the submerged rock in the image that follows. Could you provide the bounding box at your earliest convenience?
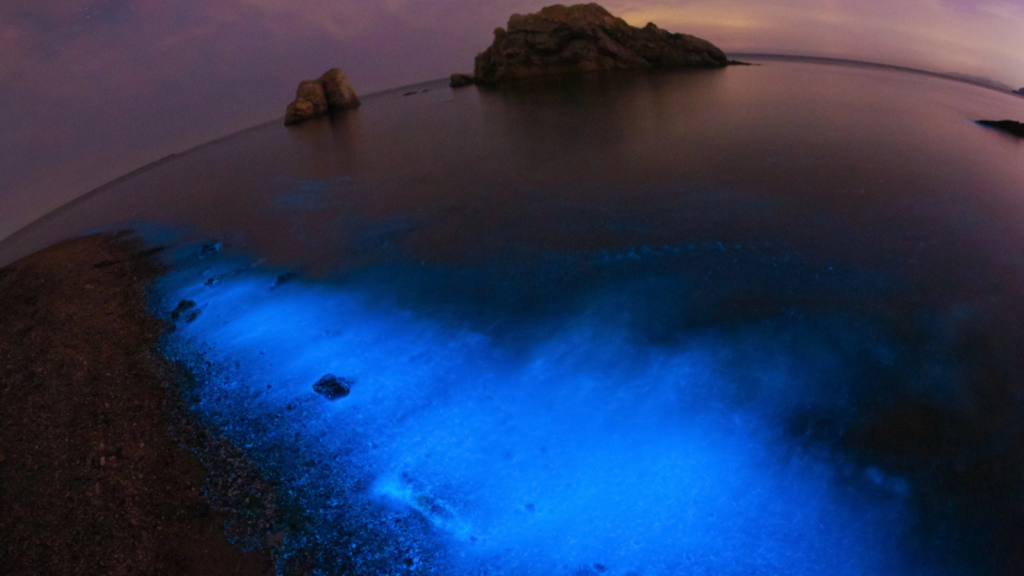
[472,3,733,86]
[285,68,361,126]
[450,73,476,88]
[313,374,352,400]
[199,243,222,259]
[271,272,297,290]
[976,119,1024,138]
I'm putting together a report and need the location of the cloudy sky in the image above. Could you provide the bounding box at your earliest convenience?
[2,0,1023,241]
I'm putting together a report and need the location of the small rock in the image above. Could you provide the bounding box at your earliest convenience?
[271,272,297,289]
[170,299,196,320]
[312,374,353,400]
[976,119,1024,138]
[199,243,222,258]
[450,73,476,88]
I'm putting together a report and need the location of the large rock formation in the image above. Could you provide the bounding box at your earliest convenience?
[976,120,1024,138]
[470,3,733,86]
[285,68,360,126]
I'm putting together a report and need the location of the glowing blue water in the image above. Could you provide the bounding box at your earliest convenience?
[158,247,927,575]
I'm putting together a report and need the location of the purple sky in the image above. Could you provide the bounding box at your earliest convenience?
[2,0,1023,241]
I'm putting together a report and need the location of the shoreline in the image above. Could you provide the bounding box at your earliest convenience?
[0,233,282,575]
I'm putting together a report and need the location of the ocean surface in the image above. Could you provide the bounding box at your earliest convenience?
[6,57,1024,575]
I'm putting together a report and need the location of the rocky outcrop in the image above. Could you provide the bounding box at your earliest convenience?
[285,68,360,126]
[977,120,1024,138]
[470,3,733,86]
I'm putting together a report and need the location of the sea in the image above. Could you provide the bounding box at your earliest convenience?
[4,56,1024,575]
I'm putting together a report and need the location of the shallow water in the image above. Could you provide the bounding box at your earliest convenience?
[10,57,1024,574]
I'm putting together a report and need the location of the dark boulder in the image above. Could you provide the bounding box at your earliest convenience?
[976,120,1024,138]
[313,374,353,400]
[472,3,732,86]
[450,73,476,88]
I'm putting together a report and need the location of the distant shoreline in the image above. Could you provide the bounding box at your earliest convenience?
[731,53,1021,95]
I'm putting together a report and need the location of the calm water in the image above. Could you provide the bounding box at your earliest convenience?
[8,58,1024,575]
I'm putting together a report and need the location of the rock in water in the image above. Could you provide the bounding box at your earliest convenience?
[313,374,353,400]
[296,81,328,115]
[472,3,731,86]
[284,100,316,126]
[318,68,361,110]
[285,68,361,126]
[976,120,1024,138]
[450,73,476,88]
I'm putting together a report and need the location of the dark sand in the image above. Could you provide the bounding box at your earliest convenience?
[0,234,276,576]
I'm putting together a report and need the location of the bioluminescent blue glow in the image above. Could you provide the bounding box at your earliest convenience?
[157,246,933,576]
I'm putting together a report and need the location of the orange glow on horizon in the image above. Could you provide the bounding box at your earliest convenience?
[611,1,1024,87]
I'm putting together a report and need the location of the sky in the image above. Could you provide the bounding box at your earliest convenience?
[1,0,1023,242]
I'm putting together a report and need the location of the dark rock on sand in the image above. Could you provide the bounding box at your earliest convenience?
[976,119,1024,138]
[450,73,476,88]
[313,374,353,400]
[472,3,732,86]
[285,68,360,126]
